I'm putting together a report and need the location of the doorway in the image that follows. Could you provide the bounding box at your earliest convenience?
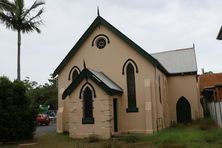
[113,99,118,132]
[176,96,191,123]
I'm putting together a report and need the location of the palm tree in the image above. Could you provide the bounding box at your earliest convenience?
[0,0,45,80]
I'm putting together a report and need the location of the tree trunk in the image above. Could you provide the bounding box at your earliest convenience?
[17,30,21,80]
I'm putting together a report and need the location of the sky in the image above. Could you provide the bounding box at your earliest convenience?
[0,0,222,84]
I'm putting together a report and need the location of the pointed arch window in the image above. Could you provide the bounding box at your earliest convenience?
[158,76,162,104]
[72,69,79,81]
[82,87,94,124]
[68,66,80,81]
[126,63,138,112]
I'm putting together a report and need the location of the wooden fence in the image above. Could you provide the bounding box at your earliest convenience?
[208,102,222,127]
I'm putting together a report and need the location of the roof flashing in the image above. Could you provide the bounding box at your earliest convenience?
[62,68,123,100]
[151,48,197,74]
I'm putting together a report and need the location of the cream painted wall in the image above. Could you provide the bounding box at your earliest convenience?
[68,79,113,139]
[56,23,202,137]
[57,25,160,134]
[167,75,203,122]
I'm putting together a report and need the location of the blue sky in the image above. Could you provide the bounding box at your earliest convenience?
[0,0,222,84]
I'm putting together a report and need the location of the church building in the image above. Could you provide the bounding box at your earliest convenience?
[53,14,203,139]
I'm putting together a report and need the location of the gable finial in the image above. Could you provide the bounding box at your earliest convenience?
[97,6,100,16]
[83,60,86,69]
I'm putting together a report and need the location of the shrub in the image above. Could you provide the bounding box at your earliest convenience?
[199,118,217,131]
[0,76,37,141]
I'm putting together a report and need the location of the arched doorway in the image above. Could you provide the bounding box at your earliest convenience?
[176,96,191,123]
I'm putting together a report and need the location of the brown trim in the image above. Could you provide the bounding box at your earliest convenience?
[217,26,222,40]
[62,68,123,100]
[169,71,197,76]
[92,34,110,46]
[122,58,139,75]
[68,66,81,80]
[79,82,96,99]
[53,16,169,77]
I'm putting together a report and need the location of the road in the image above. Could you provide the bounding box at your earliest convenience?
[35,123,56,137]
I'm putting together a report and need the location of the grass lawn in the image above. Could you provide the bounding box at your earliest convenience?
[3,118,222,148]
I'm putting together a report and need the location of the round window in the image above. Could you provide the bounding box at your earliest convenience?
[96,37,106,49]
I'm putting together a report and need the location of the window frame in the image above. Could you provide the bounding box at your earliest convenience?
[72,69,79,81]
[82,87,94,124]
[126,63,138,113]
[158,76,162,104]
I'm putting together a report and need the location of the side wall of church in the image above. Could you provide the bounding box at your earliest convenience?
[167,75,203,123]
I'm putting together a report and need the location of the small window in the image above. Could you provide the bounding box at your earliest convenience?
[82,87,94,124]
[72,70,79,81]
[158,76,162,103]
[68,66,80,81]
[96,37,106,49]
[126,63,138,112]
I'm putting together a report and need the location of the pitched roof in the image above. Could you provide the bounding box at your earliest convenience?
[89,69,122,91]
[62,68,123,99]
[199,73,222,91]
[217,26,222,40]
[53,16,168,77]
[151,48,197,74]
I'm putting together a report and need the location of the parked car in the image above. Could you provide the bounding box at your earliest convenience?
[47,110,57,123]
[36,114,50,125]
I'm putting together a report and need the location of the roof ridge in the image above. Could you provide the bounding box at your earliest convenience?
[151,47,194,55]
[53,15,169,76]
[200,72,222,76]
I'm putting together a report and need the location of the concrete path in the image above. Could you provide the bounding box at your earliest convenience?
[35,123,56,138]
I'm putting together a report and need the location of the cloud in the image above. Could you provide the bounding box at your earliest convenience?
[0,0,222,84]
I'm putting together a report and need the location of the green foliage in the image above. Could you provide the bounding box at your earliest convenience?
[0,76,37,141]
[199,118,218,130]
[4,119,222,147]
[24,75,58,111]
[142,119,222,147]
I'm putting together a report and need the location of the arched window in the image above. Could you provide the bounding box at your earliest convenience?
[72,69,79,81]
[82,87,94,124]
[158,76,162,103]
[68,66,80,81]
[126,63,138,112]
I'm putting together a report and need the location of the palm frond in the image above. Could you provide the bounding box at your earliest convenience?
[22,0,45,19]
[0,0,45,34]
[15,0,25,19]
[21,20,43,33]
[28,7,44,22]
[0,0,14,11]
[0,11,17,31]
[15,0,24,10]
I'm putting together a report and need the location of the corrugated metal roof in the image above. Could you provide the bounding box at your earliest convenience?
[89,69,123,92]
[151,48,197,74]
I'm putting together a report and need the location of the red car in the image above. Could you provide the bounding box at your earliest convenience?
[36,114,50,125]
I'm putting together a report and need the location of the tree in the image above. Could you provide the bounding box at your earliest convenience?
[0,0,45,80]
[24,75,58,111]
[0,76,37,141]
